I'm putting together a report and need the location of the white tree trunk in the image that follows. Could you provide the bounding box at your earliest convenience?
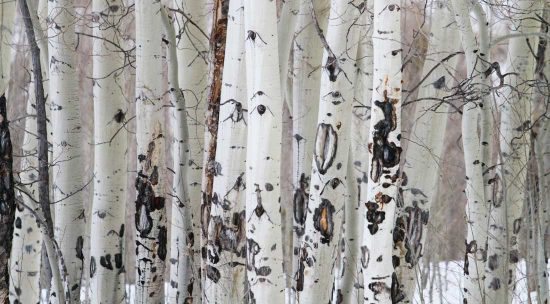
[172,1,210,300]
[135,2,167,303]
[497,1,543,301]
[10,77,43,304]
[296,1,361,303]
[242,0,285,302]
[203,1,248,302]
[395,3,458,302]
[361,1,402,303]
[89,1,127,303]
[162,5,194,304]
[0,0,15,97]
[47,1,85,302]
[341,14,373,301]
[288,0,328,302]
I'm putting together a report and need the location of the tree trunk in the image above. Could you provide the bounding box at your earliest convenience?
[89,0,127,303]
[134,1,167,303]
[394,3,458,302]
[361,1,402,303]
[171,1,211,300]
[288,0,328,302]
[497,1,543,301]
[47,0,85,302]
[296,1,361,303]
[242,0,285,302]
[203,0,248,301]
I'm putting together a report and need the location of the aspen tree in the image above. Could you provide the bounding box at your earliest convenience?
[395,2,459,301]
[203,1,248,301]
[170,1,210,300]
[134,1,167,303]
[89,0,127,302]
[47,0,85,302]
[243,0,285,302]
[361,1,402,303]
[297,0,361,302]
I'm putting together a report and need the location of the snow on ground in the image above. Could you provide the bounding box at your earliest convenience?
[37,259,546,303]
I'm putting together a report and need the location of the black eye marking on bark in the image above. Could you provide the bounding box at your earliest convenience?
[115,253,123,269]
[100,254,113,270]
[323,90,346,105]
[248,184,273,223]
[325,56,342,82]
[113,109,125,123]
[293,173,309,231]
[365,201,386,235]
[314,123,338,175]
[246,238,261,271]
[90,256,96,278]
[431,76,446,90]
[368,281,391,301]
[221,99,248,125]
[386,4,401,11]
[206,265,221,283]
[76,235,84,261]
[296,249,306,291]
[313,199,335,244]
[391,272,405,303]
[489,277,501,290]
[369,91,402,182]
[487,254,499,271]
[201,201,211,238]
[157,225,167,261]
[15,217,21,229]
[512,218,521,234]
[360,246,370,268]
[250,104,273,116]
[246,30,267,45]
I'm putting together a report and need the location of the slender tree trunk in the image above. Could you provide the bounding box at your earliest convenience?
[203,1,248,302]
[394,3,458,302]
[342,6,373,302]
[296,1,361,303]
[89,0,127,303]
[288,0,328,302]
[171,1,210,300]
[0,1,15,302]
[242,0,285,302]
[134,1,167,303]
[47,0,85,302]
[497,1,543,301]
[200,1,227,300]
[20,0,68,301]
[361,1,402,303]
[451,1,490,302]
[162,6,194,304]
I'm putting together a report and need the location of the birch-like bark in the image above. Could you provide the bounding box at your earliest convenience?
[0,2,16,302]
[278,0,298,113]
[361,1,402,303]
[394,2,458,302]
[204,1,248,302]
[451,1,490,302]
[200,1,227,299]
[342,12,373,301]
[172,1,210,300]
[297,1,361,303]
[289,1,328,302]
[135,2,167,303]
[47,1,85,302]
[10,48,42,304]
[89,0,127,303]
[497,1,543,301]
[243,0,285,302]
[162,6,194,303]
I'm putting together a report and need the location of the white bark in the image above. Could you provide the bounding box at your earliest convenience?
[278,0,299,113]
[361,1,402,303]
[204,1,247,302]
[242,0,285,302]
[162,6,194,304]
[47,1,85,302]
[297,1,361,303]
[497,1,543,301]
[0,0,15,96]
[89,1,127,303]
[172,1,210,300]
[342,14,373,301]
[135,2,167,303]
[10,78,42,304]
[395,2,458,302]
[288,0,328,302]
